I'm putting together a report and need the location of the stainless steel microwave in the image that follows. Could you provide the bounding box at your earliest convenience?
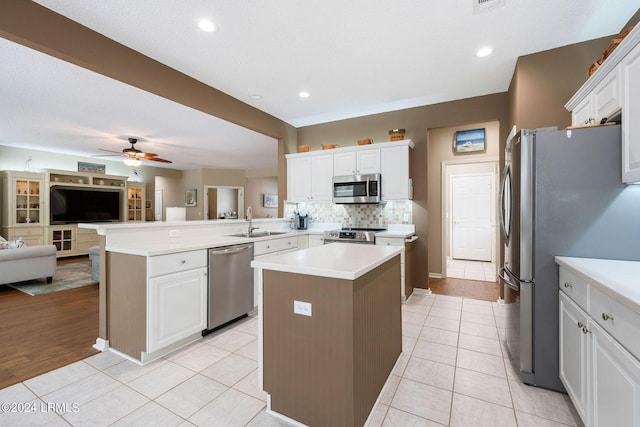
[332,174,382,204]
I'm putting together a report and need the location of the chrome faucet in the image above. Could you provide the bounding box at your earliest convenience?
[247,206,259,234]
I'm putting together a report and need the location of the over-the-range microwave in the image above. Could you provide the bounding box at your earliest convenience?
[332,173,383,204]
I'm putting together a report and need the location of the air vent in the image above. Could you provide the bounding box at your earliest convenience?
[473,0,505,14]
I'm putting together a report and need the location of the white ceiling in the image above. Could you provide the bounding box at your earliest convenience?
[1,0,637,170]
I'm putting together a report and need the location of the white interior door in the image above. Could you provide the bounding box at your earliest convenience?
[452,174,492,261]
[154,189,163,221]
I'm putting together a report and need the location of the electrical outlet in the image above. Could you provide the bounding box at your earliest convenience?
[169,229,180,237]
[403,213,409,222]
[293,300,312,317]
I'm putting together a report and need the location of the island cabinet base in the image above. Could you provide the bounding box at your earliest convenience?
[262,255,402,427]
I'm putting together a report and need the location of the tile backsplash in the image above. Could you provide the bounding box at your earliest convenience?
[284,200,413,228]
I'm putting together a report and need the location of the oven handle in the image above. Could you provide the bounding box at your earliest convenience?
[498,267,520,292]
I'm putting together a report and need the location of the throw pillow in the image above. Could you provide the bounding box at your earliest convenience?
[5,237,26,249]
[0,236,7,250]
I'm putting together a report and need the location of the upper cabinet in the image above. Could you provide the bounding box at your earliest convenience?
[333,148,381,176]
[286,140,414,203]
[622,41,640,183]
[287,153,333,203]
[566,25,640,183]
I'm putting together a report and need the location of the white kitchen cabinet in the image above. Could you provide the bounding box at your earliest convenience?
[333,148,380,176]
[570,67,622,126]
[376,236,410,301]
[147,249,208,354]
[253,236,299,308]
[622,41,640,183]
[381,145,412,200]
[148,267,207,353]
[559,292,590,424]
[286,154,333,202]
[308,234,324,247]
[557,260,640,427]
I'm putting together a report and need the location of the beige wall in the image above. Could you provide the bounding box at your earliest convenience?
[246,177,278,218]
[427,122,500,276]
[509,36,613,131]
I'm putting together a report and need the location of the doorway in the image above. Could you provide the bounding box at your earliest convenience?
[442,159,499,282]
[204,186,245,220]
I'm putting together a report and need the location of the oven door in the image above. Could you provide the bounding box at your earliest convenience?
[332,174,381,204]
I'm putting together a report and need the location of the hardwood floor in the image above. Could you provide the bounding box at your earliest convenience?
[0,256,99,390]
[428,277,501,302]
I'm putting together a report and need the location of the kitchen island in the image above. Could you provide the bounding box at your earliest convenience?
[252,243,403,427]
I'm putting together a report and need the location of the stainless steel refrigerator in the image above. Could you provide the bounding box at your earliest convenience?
[498,125,640,392]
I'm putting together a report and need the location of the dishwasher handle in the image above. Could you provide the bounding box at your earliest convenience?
[209,244,253,256]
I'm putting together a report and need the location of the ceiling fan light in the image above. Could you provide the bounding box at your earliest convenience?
[124,158,142,167]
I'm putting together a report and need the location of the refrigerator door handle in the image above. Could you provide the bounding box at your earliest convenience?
[499,164,512,246]
[498,267,519,292]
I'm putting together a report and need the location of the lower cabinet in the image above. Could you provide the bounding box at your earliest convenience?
[148,267,208,353]
[376,236,412,301]
[559,278,640,427]
[559,292,590,423]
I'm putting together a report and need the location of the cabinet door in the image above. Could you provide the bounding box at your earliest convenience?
[334,151,357,176]
[381,145,410,200]
[593,65,621,122]
[357,149,381,174]
[148,267,207,353]
[310,154,333,201]
[622,42,640,183]
[308,234,324,247]
[559,292,590,424]
[287,157,312,202]
[590,321,640,427]
[572,96,592,127]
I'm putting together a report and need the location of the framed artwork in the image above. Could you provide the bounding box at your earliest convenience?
[185,189,197,206]
[77,161,106,174]
[145,200,152,209]
[263,194,278,208]
[454,128,486,154]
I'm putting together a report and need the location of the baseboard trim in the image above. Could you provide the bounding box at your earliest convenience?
[93,338,109,352]
[429,273,442,279]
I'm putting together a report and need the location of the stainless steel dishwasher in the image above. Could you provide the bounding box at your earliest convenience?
[207,243,254,330]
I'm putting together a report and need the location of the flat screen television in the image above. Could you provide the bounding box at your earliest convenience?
[50,186,122,224]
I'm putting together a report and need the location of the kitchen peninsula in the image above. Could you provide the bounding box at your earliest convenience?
[252,243,403,427]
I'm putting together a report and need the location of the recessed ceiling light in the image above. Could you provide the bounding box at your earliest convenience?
[299,91,310,98]
[476,46,494,57]
[198,19,217,32]
[249,94,262,99]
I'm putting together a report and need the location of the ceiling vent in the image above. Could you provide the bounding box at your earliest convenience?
[473,0,505,14]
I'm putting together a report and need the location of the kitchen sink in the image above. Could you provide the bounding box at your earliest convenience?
[227,231,289,238]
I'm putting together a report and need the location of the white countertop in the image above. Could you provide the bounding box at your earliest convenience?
[555,256,640,313]
[252,243,403,280]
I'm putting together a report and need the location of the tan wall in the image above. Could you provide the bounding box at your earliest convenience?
[427,121,500,276]
[298,93,510,288]
[509,36,613,131]
[155,175,183,220]
[245,177,278,218]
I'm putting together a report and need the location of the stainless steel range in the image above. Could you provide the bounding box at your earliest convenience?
[323,227,386,245]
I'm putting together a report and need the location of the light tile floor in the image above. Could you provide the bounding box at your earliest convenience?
[0,294,582,427]
[447,257,497,282]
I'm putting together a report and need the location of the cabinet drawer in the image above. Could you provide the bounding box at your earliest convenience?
[376,237,405,263]
[590,286,640,361]
[9,227,44,237]
[254,236,297,256]
[148,250,207,277]
[559,267,589,310]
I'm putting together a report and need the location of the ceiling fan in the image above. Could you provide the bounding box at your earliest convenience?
[94,138,172,166]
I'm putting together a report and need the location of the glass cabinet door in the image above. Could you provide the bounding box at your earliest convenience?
[15,179,41,225]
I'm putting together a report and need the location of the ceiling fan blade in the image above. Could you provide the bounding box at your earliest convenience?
[144,156,172,163]
[98,148,123,154]
[92,153,123,157]
[137,152,158,158]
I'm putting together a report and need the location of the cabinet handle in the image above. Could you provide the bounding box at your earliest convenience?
[266,245,270,249]
[602,312,614,321]
[564,282,572,288]
[180,260,186,264]
[288,242,292,245]
[577,321,590,334]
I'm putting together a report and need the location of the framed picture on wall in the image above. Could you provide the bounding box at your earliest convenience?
[263,194,278,208]
[454,128,486,154]
[185,189,197,206]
